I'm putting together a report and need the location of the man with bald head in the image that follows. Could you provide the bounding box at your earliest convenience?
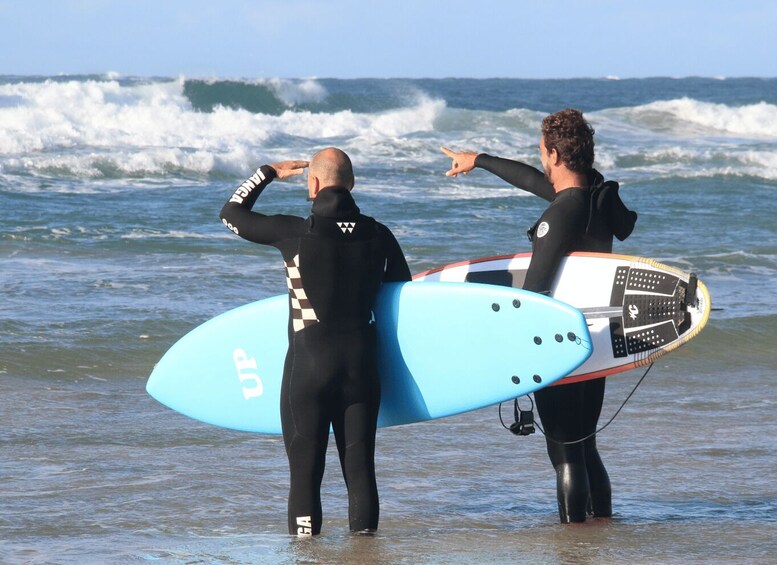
[220,147,411,536]
[307,147,354,193]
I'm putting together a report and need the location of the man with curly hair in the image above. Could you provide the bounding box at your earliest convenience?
[441,109,638,523]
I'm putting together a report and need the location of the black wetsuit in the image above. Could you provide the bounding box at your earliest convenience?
[220,165,411,535]
[475,154,637,523]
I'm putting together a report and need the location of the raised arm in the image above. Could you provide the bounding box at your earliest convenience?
[441,147,555,202]
[475,154,555,202]
[219,161,308,246]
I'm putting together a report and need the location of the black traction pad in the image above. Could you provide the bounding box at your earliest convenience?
[610,266,689,357]
[625,320,680,354]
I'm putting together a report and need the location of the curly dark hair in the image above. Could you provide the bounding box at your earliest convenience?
[541,109,595,173]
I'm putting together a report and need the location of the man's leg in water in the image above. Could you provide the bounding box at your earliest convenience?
[280,333,332,536]
[332,327,381,532]
[535,383,591,523]
[583,378,612,517]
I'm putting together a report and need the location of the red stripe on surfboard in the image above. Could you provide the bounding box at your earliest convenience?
[554,363,641,386]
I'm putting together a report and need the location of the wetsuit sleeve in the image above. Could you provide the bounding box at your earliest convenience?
[523,198,587,294]
[219,165,305,245]
[475,154,556,201]
[379,225,412,282]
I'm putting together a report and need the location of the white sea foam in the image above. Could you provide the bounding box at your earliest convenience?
[266,77,327,106]
[608,97,777,138]
[194,76,328,107]
[120,229,228,240]
[0,78,447,179]
[1,79,776,184]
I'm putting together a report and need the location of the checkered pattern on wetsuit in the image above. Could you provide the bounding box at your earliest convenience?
[285,254,319,332]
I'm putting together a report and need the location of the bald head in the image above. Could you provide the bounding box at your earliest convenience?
[309,147,354,190]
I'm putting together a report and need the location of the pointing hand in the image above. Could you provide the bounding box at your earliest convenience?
[440,147,477,177]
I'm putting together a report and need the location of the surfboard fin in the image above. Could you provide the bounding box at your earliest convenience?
[677,311,692,335]
[674,274,698,335]
[685,274,699,308]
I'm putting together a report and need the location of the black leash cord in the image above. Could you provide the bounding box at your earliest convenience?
[500,362,654,445]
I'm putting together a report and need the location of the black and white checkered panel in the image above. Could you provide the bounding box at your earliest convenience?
[285,254,319,332]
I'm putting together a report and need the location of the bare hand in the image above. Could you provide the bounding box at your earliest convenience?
[440,146,477,177]
[269,160,309,180]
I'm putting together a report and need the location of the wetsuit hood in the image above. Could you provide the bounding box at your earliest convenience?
[589,169,605,190]
[587,169,638,242]
[311,186,360,219]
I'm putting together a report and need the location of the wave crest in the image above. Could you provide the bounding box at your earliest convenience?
[611,97,777,138]
[1,78,776,183]
[0,77,447,180]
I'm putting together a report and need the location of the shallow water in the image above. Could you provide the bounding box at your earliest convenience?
[2,76,777,563]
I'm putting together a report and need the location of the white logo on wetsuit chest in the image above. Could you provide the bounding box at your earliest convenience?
[337,221,356,234]
[536,221,550,238]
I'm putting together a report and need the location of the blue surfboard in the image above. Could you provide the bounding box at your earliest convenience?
[146,281,592,433]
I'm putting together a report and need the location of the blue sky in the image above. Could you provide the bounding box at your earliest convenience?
[2,0,776,79]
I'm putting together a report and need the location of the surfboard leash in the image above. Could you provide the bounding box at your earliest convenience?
[499,394,536,436]
[499,362,654,445]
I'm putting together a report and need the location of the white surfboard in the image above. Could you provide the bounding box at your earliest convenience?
[415,252,711,384]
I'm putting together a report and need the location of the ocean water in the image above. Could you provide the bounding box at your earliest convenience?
[1,75,776,564]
